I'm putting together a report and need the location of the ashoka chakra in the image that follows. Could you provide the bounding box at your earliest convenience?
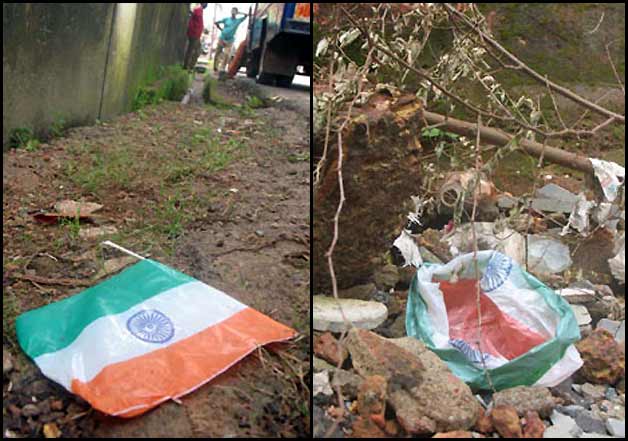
[480,252,513,292]
[127,309,175,343]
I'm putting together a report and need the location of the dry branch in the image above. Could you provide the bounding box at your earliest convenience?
[422,110,594,173]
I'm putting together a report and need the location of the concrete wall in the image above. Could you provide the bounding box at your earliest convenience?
[3,3,189,147]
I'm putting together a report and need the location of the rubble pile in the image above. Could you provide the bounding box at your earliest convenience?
[314,164,624,438]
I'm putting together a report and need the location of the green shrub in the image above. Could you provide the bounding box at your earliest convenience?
[132,65,191,111]
[49,116,66,138]
[9,127,35,149]
[132,87,160,111]
[159,65,190,101]
[247,95,265,109]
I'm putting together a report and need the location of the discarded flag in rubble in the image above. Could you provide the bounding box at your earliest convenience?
[16,247,296,417]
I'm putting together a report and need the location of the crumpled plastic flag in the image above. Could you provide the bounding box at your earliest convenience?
[16,258,296,417]
[406,250,583,391]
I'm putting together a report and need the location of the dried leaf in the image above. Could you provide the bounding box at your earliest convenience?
[43,423,61,438]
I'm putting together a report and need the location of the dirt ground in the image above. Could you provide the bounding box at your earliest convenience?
[3,71,311,438]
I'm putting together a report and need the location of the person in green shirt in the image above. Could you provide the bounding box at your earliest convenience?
[213,7,248,73]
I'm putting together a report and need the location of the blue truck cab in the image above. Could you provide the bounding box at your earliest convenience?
[245,3,311,87]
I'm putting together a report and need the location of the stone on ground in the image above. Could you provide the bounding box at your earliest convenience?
[545,410,583,438]
[491,405,522,438]
[3,347,14,376]
[576,328,625,385]
[605,418,624,438]
[571,304,592,326]
[492,386,557,418]
[314,332,348,366]
[330,369,362,400]
[345,331,480,434]
[313,370,333,397]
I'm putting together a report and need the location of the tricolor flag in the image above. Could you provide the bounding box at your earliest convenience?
[16,253,296,417]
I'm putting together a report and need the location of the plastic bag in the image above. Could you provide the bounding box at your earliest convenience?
[406,250,582,391]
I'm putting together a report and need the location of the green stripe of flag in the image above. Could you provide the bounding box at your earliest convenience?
[16,259,195,359]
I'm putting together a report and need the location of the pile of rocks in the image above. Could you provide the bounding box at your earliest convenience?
[313,258,625,438]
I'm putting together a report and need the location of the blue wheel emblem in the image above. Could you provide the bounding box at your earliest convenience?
[480,252,513,292]
[127,309,174,343]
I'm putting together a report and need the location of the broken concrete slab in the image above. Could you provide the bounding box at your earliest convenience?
[570,304,592,326]
[546,410,583,438]
[535,183,579,203]
[313,370,333,397]
[531,198,576,214]
[596,319,625,342]
[313,296,388,332]
[605,418,625,438]
[558,287,597,304]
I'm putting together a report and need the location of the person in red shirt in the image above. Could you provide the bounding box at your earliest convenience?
[183,3,208,70]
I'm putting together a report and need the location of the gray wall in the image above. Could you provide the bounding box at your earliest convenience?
[3,3,189,147]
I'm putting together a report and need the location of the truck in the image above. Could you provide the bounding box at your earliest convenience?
[244,3,311,87]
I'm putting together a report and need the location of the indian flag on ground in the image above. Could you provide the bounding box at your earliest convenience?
[16,252,296,417]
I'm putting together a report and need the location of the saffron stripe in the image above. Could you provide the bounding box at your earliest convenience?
[33,281,247,388]
[71,307,296,417]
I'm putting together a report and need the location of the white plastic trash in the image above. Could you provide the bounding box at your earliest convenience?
[527,235,572,275]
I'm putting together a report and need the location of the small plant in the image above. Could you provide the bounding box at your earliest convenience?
[287,151,310,163]
[132,87,160,111]
[420,127,459,140]
[159,65,190,101]
[132,65,191,111]
[24,139,41,152]
[246,95,265,109]
[9,127,36,149]
[166,164,194,183]
[156,193,187,239]
[60,210,81,240]
[50,116,66,138]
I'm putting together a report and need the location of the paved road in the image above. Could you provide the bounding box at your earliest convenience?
[192,56,310,114]
[233,72,311,115]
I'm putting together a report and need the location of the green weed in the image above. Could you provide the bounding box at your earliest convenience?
[287,151,310,163]
[246,95,265,109]
[50,116,67,138]
[8,127,36,149]
[132,65,191,111]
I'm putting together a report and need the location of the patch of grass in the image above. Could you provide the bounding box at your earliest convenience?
[159,65,190,101]
[132,87,160,111]
[202,74,234,108]
[287,151,310,163]
[154,192,188,239]
[202,137,246,172]
[65,148,134,194]
[165,164,195,183]
[132,65,191,111]
[60,214,81,240]
[246,95,265,109]
[23,138,41,152]
[49,116,67,138]
[8,127,36,149]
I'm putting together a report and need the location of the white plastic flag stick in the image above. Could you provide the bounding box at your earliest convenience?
[101,241,146,260]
